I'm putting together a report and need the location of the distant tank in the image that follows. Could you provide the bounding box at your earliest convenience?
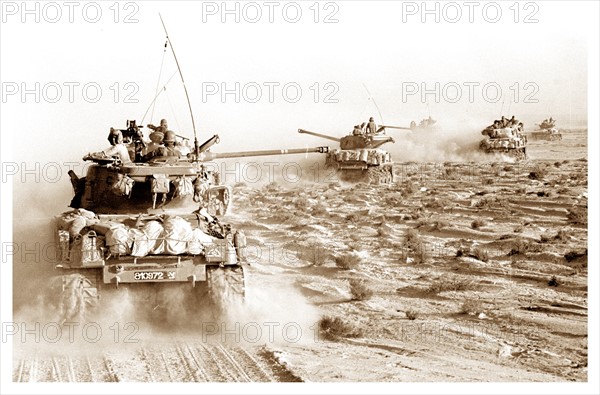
[409,116,438,132]
[298,125,396,184]
[530,117,562,141]
[479,117,528,160]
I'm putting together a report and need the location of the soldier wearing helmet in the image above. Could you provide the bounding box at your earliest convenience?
[155,130,182,157]
[147,119,168,143]
[143,119,172,159]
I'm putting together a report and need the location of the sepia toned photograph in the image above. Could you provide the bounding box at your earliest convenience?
[1,1,597,393]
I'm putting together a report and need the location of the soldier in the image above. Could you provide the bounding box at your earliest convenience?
[352,124,363,136]
[366,117,377,134]
[101,128,132,164]
[155,130,182,157]
[147,118,168,142]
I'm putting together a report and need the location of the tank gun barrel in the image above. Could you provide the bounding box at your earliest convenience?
[380,125,413,131]
[203,146,329,160]
[198,134,220,153]
[298,129,341,142]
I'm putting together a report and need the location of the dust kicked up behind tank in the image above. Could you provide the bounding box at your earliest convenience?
[479,116,528,160]
[298,119,400,184]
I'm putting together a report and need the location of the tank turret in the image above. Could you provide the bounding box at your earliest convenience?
[298,126,395,184]
[479,116,528,160]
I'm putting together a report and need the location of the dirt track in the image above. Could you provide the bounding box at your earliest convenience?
[13,342,301,382]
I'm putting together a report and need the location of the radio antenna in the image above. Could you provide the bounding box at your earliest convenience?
[159,13,200,158]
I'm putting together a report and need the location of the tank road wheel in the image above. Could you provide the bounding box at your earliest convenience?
[508,148,527,161]
[367,167,392,185]
[50,272,99,324]
[206,265,245,318]
[338,169,368,183]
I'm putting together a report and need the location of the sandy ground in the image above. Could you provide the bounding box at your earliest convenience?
[12,129,587,382]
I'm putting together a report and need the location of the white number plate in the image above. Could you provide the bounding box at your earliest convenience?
[133,271,176,281]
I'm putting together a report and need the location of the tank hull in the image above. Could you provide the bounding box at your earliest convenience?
[530,129,562,141]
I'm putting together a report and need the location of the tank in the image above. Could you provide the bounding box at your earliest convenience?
[53,121,328,323]
[479,117,528,160]
[409,116,438,132]
[530,118,562,141]
[298,126,396,184]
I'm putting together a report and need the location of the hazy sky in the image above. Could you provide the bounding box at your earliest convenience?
[1,0,593,158]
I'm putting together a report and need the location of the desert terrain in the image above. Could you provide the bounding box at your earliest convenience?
[12,129,588,382]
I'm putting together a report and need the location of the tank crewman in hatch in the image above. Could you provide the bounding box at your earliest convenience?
[352,124,364,136]
[155,130,183,157]
[366,117,377,134]
[147,118,168,143]
[84,128,132,164]
[103,128,133,164]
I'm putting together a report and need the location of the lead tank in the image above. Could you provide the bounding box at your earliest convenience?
[53,122,328,324]
[479,117,528,160]
[298,127,395,184]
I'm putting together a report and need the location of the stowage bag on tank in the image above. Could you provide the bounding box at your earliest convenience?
[106,225,131,255]
[143,220,165,254]
[129,228,150,257]
[163,216,194,255]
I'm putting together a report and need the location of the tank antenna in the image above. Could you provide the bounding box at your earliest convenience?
[159,14,200,158]
[362,83,384,125]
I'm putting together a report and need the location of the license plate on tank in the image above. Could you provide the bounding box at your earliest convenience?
[133,271,176,281]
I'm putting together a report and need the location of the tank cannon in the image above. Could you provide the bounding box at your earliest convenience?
[298,127,395,184]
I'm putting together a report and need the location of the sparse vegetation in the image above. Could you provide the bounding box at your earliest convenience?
[460,299,483,315]
[349,278,373,300]
[427,276,476,294]
[311,202,328,216]
[528,165,548,180]
[301,244,331,266]
[471,247,490,262]
[318,316,363,341]
[567,207,587,225]
[405,310,419,320]
[564,249,587,263]
[400,182,416,197]
[471,219,486,230]
[512,224,524,233]
[507,239,542,256]
[334,253,362,270]
[403,229,429,264]
[548,275,561,287]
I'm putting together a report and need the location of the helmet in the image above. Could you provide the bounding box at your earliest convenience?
[369,117,374,121]
[163,130,177,143]
[149,131,164,144]
[160,119,168,127]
